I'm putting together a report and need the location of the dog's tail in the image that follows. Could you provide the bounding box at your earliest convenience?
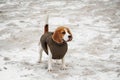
[44,15,49,34]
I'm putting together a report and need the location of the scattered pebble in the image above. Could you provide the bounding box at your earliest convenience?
[4,57,10,61]
[0,69,2,71]
[0,11,3,13]
[3,67,7,70]
[22,47,26,50]
[117,73,120,77]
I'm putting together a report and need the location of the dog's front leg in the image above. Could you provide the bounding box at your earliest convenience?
[61,57,66,70]
[48,46,52,72]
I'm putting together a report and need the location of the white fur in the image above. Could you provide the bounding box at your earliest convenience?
[45,15,49,24]
[39,45,43,63]
[63,29,70,41]
[61,57,66,70]
[47,46,52,71]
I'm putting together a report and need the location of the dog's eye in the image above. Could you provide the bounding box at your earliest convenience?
[62,31,66,34]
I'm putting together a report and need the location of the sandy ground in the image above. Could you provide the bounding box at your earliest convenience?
[0,0,120,80]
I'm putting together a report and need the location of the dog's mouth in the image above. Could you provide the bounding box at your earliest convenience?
[66,35,72,42]
[67,38,72,42]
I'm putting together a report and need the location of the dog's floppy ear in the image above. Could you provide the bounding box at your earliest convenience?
[52,30,63,43]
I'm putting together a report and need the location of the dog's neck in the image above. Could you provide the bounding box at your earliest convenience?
[51,37,66,46]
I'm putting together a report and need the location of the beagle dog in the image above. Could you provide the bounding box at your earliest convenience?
[39,16,72,71]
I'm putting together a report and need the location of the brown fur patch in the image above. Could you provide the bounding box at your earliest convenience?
[44,24,49,34]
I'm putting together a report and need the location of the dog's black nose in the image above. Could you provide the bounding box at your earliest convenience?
[68,35,72,38]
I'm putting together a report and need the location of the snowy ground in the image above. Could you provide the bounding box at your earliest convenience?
[0,0,120,80]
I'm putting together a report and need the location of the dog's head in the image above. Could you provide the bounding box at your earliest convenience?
[52,26,73,43]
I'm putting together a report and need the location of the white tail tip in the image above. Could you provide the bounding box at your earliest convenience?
[45,15,49,24]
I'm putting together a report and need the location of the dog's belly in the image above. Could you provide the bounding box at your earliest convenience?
[47,36,68,59]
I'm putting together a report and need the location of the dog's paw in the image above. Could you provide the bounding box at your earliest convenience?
[48,68,52,72]
[48,67,53,72]
[61,66,67,70]
[38,61,42,63]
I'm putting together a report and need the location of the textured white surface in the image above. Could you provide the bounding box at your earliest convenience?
[0,0,120,80]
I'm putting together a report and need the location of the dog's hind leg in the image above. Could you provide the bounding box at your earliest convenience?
[47,46,52,72]
[38,45,43,63]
